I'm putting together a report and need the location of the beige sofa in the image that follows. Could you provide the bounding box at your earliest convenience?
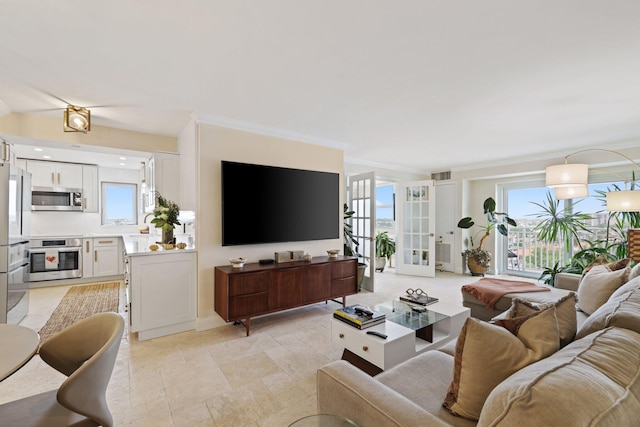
[317,274,640,426]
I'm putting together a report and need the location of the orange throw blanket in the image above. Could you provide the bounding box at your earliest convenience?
[462,278,550,309]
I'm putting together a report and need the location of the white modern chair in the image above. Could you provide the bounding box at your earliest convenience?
[0,312,125,426]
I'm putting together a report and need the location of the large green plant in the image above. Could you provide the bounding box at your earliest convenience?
[457,197,517,251]
[375,231,396,260]
[530,191,592,254]
[343,203,360,257]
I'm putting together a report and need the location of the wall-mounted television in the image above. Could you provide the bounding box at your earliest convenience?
[221,161,340,246]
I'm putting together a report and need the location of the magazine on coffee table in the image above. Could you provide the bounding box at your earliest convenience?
[334,305,386,329]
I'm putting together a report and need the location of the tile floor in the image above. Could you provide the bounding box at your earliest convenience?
[0,269,516,426]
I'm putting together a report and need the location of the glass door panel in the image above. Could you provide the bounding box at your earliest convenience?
[396,180,435,277]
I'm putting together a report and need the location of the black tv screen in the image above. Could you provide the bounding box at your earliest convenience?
[221,161,340,246]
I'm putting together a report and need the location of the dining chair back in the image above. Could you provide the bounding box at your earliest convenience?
[0,311,125,427]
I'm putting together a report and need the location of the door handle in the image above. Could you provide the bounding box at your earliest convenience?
[2,142,9,162]
[94,250,97,262]
[51,172,54,185]
[86,241,90,253]
[57,172,61,185]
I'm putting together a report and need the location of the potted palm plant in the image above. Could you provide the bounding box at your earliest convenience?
[457,197,516,276]
[375,231,396,272]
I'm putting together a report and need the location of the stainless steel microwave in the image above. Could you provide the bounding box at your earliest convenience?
[31,187,83,211]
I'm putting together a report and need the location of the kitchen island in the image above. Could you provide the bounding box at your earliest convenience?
[122,235,197,341]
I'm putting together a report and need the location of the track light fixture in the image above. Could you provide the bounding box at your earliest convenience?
[63,105,91,133]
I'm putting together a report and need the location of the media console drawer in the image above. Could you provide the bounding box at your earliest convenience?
[215,256,357,336]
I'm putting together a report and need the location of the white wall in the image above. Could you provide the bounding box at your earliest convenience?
[194,123,345,329]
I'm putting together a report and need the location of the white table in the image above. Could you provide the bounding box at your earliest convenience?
[331,301,469,375]
[0,324,39,381]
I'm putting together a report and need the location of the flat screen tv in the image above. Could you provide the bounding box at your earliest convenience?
[221,161,340,246]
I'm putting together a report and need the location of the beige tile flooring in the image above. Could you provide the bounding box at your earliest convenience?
[0,269,505,426]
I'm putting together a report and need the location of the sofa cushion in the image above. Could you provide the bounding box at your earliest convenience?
[501,293,577,347]
[577,264,629,315]
[576,279,640,339]
[376,351,476,427]
[443,308,559,421]
[478,327,640,427]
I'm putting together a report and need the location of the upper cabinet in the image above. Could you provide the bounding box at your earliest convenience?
[82,165,99,212]
[27,160,83,189]
[144,152,180,212]
[25,160,98,212]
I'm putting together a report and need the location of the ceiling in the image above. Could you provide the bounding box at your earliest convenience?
[2,1,640,173]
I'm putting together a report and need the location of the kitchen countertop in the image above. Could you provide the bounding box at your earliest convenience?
[122,234,197,256]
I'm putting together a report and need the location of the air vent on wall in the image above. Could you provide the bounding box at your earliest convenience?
[431,170,451,181]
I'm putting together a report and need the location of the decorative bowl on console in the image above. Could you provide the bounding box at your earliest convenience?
[229,257,247,268]
[327,249,340,258]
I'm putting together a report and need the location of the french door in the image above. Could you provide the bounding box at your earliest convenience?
[396,180,436,277]
[348,172,376,291]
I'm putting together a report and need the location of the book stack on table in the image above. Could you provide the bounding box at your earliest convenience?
[399,294,439,306]
[333,305,386,329]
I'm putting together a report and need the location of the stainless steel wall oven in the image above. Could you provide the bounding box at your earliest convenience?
[29,237,82,281]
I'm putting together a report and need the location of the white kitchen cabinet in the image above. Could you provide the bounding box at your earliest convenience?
[144,152,180,212]
[83,237,123,279]
[82,165,99,212]
[27,160,83,189]
[128,251,196,341]
[82,238,94,278]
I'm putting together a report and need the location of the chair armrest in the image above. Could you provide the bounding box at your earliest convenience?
[317,361,450,427]
[554,272,581,292]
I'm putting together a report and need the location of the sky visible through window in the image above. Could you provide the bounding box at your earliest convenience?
[376,185,394,220]
[507,182,622,220]
[103,184,136,224]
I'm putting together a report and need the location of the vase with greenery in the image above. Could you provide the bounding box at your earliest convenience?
[457,197,516,275]
[343,203,367,287]
[151,193,181,244]
[375,231,396,272]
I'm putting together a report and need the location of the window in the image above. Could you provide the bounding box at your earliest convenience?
[101,182,137,225]
[376,185,395,236]
[504,180,625,275]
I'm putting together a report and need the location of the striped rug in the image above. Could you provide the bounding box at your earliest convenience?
[37,281,121,346]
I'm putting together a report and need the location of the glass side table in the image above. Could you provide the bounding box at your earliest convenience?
[289,414,359,426]
[375,300,449,342]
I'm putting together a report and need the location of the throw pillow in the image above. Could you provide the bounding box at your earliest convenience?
[577,264,630,315]
[443,308,560,420]
[501,294,577,347]
[576,282,640,339]
[628,263,640,282]
[581,256,630,276]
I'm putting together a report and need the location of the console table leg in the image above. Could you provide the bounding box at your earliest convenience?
[245,317,250,336]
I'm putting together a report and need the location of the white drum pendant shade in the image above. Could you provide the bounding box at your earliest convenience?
[545,164,588,187]
[554,184,589,200]
[606,190,640,212]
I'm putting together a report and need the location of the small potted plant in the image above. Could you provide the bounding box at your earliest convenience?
[457,197,516,276]
[375,231,396,272]
[151,193,181,244]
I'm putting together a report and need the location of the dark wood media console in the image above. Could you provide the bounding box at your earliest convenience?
[215,256,358,335]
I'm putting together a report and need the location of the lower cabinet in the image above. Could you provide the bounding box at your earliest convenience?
[82,237,123,279]
[128,251,197,341]
[215,256,357,335]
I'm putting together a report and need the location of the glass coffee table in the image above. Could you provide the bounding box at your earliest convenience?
[331,299,470,374]
[375,300,449,343]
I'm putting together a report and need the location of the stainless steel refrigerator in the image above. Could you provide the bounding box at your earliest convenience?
[0,162,31,324]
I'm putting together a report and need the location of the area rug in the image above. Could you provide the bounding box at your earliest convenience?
[38,282,120,346]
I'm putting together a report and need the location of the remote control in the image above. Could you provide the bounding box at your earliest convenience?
[366,331,388,339]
